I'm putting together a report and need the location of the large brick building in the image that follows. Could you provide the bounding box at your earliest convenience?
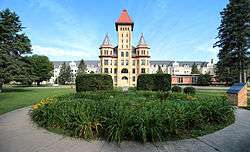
[99,9,150,87]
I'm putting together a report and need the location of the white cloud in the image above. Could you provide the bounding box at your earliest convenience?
[32,45,95,60]
[194,40,219,53]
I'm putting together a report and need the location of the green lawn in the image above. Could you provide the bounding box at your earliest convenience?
[0,87,74,115]
[197,89,250,110]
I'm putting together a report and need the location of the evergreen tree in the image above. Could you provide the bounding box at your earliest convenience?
[156,65,163,74]
[197,73,212,86]
[0,8,32,92]
[214,0,250,84]
[77,59,87,75]
[58,62,72,85]
[191,63,200,74]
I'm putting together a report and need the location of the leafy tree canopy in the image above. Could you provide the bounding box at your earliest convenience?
[27,55,53,85]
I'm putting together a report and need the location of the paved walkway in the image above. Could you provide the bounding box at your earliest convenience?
[1,108,250,152]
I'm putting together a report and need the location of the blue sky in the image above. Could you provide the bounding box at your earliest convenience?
[0,0,228,62]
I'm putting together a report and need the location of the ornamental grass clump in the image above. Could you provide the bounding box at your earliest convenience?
[31,91,235,143]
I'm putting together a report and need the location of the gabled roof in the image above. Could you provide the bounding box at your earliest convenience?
[116,9,133,24]
[115,9,134,31]
[227,83,246,94]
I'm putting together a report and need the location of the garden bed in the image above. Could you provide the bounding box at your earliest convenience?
[31,91,235,143]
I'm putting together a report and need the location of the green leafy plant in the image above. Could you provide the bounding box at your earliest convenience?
[172,86,182,93]
[183,87,196,95]
[31,91,235,143]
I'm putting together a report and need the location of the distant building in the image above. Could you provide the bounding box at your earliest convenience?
[49,59,215,85]
[99,9,150,87]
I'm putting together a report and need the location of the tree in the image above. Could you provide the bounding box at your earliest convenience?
[58,62,72,85]
[214,0,250,84]
[197,73,212,86]
[27,55,53,85]
[0,8,32,92]
[191,63,200,74]
[77,59,87,75]
[156,65,163,74]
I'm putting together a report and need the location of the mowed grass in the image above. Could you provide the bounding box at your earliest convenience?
[196,88,250,110]
[0,87,74,115]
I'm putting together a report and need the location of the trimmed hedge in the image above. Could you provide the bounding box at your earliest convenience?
[172,86,182,93]
[75,74,113,92]
[137,74,171,91]
[184,87,196,94]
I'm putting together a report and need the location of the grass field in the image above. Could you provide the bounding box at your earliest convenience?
[0,87,74,115]
[197,89,250,110]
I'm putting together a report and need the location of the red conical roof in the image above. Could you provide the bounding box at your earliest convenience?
[115,9,134,31]
[116,9,133,24]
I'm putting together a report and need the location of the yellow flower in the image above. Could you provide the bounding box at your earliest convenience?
[32,104,38,110]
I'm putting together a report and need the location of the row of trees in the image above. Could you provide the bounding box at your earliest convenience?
[215,0,250,85]
[57,59,88,85]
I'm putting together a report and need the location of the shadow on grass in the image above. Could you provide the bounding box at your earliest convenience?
[2,88,32,93]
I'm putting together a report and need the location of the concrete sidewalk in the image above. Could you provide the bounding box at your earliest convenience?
[0,107,250,152]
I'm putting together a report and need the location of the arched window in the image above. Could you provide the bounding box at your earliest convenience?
[121,68,128,73]
[122,76,128,80]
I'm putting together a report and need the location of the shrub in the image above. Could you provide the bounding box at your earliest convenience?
[197,73,212,86]
[31,91,235,143]
[183,87,196,94]
[172,86,182,93]
[137,74,171,91]
[75,74,113,92]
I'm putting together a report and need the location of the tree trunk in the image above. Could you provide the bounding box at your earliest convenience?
[37,81,40,86]
[0,79,3,93]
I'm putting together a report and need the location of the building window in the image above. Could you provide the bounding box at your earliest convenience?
[126,52,128,57]
[121,60,124,65]
[121,68,128,73]
[110,51,112,55]
[104,68,109,73]
[126,60,128,65]
[122,76,128,80]
[104,60,108,65]
[178,77,183,83]
[121,52,124,57]
[141,59,145,65]
[126,34,128,37]
[114,60,117,66]
[133,76,136,82]
[132,68,135,74]
[141,68,145,73]
[110,68,112,73]
[133,60,135,66]
[114,68,117,73]
[126,45,128,48]
[114,76,117,82]
[126,39,128,43]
